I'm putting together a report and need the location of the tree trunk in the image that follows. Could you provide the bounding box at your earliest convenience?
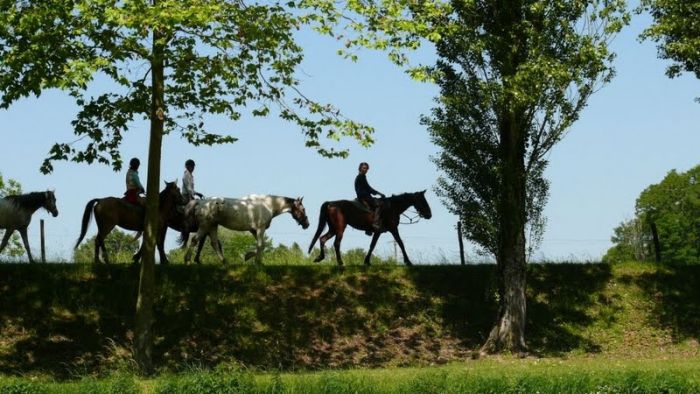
[650,222,661,263]
[480,0,528,356]
[481,108,528,355]
[134,19,165,375]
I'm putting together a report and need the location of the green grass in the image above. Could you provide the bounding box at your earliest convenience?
[1,262,699,380]
[2,359,700,393]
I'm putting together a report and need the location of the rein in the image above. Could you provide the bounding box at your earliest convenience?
[400,210,421,225]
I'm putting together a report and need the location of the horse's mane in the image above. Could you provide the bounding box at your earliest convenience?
[4,191,48,211]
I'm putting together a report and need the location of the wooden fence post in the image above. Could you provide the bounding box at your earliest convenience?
[650,222,661,263]
[40,219,46,263]
[457,221,465,265]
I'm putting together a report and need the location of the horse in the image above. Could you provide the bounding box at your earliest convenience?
[0,191,58,263]
[75,181,185,264]
[308,190,432,266]
[131,195,198,265]
[182,195,309,265]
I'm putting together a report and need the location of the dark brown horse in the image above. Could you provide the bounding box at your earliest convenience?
[75,181,185,264]
[131,197,198,264]
[308,190,432,266]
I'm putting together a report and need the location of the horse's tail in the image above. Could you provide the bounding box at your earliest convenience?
[75,199,99,249]
[308,202,329,253]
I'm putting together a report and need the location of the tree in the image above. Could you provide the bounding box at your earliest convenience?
[606,166,700,265]
[602,217,652,263]
[423,0,628,354]
[640,0,700,81]
[322,0,627,353]
[0,0,372,373]
[74,229,140,264]
[0,173,24,259]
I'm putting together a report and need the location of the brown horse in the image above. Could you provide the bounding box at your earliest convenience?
[75,181,185,264]
[308,190,432,266]
[131,196,198,265]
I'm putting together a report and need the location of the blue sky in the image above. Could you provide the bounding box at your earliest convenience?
[1,6,698,263]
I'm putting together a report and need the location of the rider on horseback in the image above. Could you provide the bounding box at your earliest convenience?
[124,157,145,206]
[182,159,204,202]
[355,162,385,234]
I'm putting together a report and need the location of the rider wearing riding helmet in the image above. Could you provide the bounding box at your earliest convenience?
[355,162,385,234]
[182,159,204,201]
[124,157,145,205]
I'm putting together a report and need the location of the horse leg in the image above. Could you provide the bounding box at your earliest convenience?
[100,225,116,264]
[364,231,382,266]
[93,232,102,264]
[208,228,226,264]
[333,228,345,266]
[313,230,335,263]
[0,230,14,255]
[254,228,265,265]
[157,225,169,265]
[389,228,412,266]
[195,235,207,264]
[18,228,34,263]
[132,244,143,264]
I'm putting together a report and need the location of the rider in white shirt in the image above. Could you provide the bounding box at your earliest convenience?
[182,159,203,201]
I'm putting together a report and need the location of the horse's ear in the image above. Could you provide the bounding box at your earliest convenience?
[299,196,303,202]
[421,189,427,194]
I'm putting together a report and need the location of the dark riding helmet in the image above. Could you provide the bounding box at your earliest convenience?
[129,157,140,168]
[185,159,195,167]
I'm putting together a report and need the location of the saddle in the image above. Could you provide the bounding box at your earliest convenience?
[352,199,373,213]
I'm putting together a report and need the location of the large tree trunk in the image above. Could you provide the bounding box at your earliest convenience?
[481,108,528,355]
[134,20,165,375]
[480,0,529,356]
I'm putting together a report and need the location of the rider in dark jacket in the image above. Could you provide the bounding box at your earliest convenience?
[355,162,385,233]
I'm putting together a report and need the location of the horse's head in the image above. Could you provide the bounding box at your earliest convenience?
[44,190,58,217]
[411,190,432,219]
[290,197,310,229]
[162,181,186,205]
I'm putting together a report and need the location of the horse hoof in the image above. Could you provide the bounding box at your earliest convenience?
[313,256,323,263]
[244,252,256,261]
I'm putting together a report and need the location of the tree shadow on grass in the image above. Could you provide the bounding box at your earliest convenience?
[633,264,700,344]
[1,262,617,378]
[525,263,615,355]
[404,263,615,357]
[0,264,139,379]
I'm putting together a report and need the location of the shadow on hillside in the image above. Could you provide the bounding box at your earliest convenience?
[404,263,614,357]
[0,264,140,379]
[0,263,615,378]
[634,265,700,344]
[525,263,614,355]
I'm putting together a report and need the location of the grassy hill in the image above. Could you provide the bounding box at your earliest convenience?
[0,262,698,379]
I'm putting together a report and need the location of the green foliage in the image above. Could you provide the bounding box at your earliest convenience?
[0,0,374,174]
[421,0,629,258]
[154,370,255,394]
[606,165,700,264]
[4,361,700,393]
[74,228,141,264]
[602,217,652,264]
[0,172,24,259]
[640,0,700,81]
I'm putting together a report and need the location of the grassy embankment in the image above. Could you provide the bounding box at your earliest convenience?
[0,261,698,390]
